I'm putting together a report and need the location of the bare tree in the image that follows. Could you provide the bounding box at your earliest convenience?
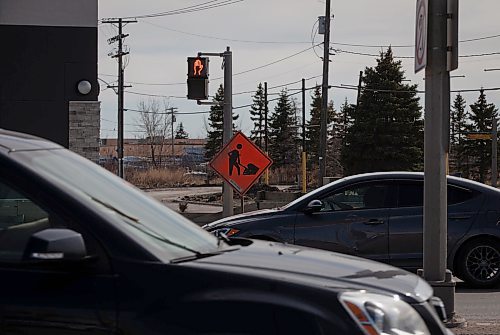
[136,98,172,168]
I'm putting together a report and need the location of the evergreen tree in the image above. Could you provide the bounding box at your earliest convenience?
[175,122,189,139]
[327,99,351,176]
[449,94,470,177]
[269,89,299,168]
[468,89,498,183]
[306,86,336,165]
[342,48,423,174]
[306,86,322,164]
[249,83,266,149]
[205,85,239,160]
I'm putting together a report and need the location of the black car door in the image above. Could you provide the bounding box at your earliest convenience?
[294,181,393,263]
[0,178,116,334]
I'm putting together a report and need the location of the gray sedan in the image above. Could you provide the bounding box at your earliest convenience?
[205,172,500,288]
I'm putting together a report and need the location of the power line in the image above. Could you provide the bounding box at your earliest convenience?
[211,44,321,80]
[143,20,310,44]
[109,0,244,20]
[127,91,186,99]
[332,48,500,59]
[125,108,210,115]
[331,33,500,49]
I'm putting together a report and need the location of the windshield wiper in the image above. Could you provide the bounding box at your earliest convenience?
[170,247,238,264]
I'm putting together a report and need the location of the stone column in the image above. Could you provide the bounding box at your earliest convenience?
[69,101,101,162]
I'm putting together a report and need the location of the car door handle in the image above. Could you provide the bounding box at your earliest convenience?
[364,219,384,225]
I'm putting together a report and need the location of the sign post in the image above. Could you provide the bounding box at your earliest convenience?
[210,131,272,197]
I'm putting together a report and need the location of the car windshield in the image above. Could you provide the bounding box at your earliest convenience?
[11,148,222,261]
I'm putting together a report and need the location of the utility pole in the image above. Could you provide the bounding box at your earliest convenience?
[264,81,269,185]
[492,117,498,187]
[319,0,332,186]
[103,18,136,178]
[301,78,307,193]
[166,107,178,162]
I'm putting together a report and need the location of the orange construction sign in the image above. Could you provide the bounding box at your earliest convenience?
[210,131,273,195]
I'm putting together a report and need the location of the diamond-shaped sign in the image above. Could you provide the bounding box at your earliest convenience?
[210,131,272,195]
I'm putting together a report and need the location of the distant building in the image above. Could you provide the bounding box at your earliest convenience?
[100,138,207,166]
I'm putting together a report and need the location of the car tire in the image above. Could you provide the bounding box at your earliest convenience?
[456,239,500,288]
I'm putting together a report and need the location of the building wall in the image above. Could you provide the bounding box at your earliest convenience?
[69,101,101,162]
[0,0,99,153]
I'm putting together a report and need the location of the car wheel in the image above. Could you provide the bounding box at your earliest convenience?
[457,239,500,288]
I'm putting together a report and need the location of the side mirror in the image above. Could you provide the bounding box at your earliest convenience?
[23,228,87,261]
[304,200,323,213]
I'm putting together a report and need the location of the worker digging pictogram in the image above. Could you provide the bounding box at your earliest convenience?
[210,131,272,195]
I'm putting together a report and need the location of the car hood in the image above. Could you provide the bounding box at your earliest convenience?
[203,208,282,230]
[190,240,433,303]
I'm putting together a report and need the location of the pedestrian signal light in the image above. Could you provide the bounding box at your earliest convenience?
[187,57,209,78]
[187,57,209,100]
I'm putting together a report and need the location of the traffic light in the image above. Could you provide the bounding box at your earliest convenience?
[187,57,209,100]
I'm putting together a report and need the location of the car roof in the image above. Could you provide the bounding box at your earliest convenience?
[0,128,62,152]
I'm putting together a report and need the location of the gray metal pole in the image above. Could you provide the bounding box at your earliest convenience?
[424,0,448,283]
[222,46,234,217]
[492,118,498,187]
[423,0,456,320]
[319,0,331,187]
[117,18,124,179]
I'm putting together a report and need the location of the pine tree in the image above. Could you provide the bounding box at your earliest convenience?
[450,94,470,176]
[468,89,498,183]
[327,100,349,177]
[249,83,266,149]
[204,85,239,160]
[342,48,423,174]
[269,89,299,168]
[306,86,336,166]
[306,86,322,164]
[175,122,189,139]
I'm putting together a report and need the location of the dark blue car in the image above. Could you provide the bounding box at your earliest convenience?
[206,172,500,288]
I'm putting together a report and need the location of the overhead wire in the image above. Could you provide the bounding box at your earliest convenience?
[110,0,245,20]
[143,20,310,44]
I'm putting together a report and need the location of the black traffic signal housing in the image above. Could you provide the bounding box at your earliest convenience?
[187,57,209,100]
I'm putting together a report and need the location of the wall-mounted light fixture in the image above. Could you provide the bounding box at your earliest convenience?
[77,80,92,95]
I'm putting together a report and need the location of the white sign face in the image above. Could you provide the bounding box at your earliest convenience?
[415,0,428,73]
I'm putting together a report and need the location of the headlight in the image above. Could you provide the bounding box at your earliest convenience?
[340,291,430,335]
[213,227,240,238]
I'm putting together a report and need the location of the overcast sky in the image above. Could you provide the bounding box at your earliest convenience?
[98,0,500,139]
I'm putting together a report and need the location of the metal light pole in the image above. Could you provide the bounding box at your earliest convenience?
[197,47,233,217]
[422,0,458,321]
[222,47,233,217]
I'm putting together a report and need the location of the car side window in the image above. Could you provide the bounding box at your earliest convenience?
[397,181,423,207]
[320,183,390,212]
[448,185,476,205]
[0,181,51,262]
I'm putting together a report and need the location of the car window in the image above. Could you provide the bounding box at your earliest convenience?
[397,181,423,207]
[320,183,390,212]
[11,149,221,262]
[396,181,476,207]
[0,181,50,261]
[448,185,476,205]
